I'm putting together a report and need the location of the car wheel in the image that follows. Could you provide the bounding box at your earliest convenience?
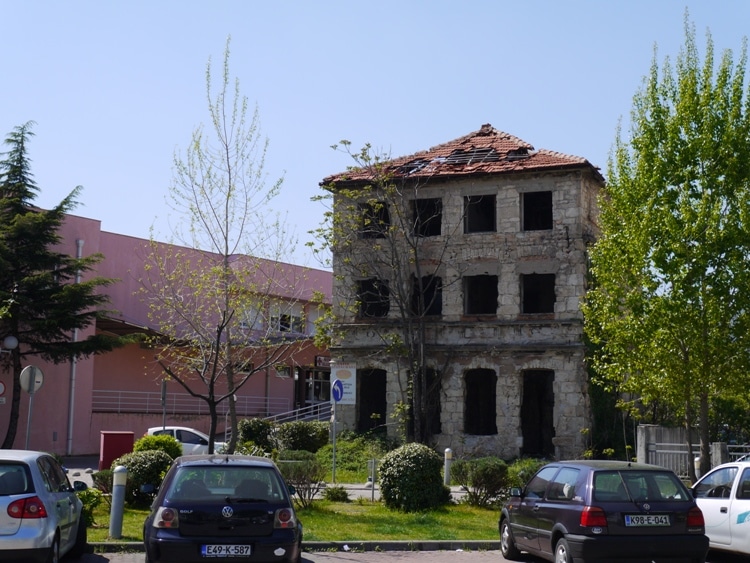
[45,535,60,563]
[500,519,521,560]
[555,537,572,563]
[69,519,88,558]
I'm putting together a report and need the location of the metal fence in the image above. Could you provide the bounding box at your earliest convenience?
[92,389,290,417]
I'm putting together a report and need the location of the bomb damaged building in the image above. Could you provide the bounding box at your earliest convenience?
[322,124,603,459]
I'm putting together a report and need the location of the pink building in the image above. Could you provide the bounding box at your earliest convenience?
[0,212,332,455]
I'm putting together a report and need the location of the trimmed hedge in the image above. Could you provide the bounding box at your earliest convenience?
[111,450,173,507]
[378,443,450,512]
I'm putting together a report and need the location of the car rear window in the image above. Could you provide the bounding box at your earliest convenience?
[166,465,287,502]
[0,464,30,495]
[593,470,690,502]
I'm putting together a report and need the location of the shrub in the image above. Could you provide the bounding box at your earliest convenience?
[276,420,329,453]
[238,417,276,450]
[323,484,350,502]
[233,440,272,457]
[451,457,508,508]
[277,450,326,509]
[111,450,173,507]
[506,457,547,490]
[76,487,104,526]
[378,443,450,512]
[132,433,182,460]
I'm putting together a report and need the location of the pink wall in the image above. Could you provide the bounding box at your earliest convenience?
[0,212,332,455]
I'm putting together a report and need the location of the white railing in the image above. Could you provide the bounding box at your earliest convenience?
[265,402,332,423]
[92,389,290,417]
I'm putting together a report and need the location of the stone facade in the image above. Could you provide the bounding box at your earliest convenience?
[322,124,603,460]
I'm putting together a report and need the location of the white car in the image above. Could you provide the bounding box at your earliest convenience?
[146,426,225,455]
[0,450,88,563]
[692,460,750,557]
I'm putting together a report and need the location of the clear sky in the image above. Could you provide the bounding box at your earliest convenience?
[3,1,749,266]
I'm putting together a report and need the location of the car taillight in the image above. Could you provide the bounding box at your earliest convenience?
[7,496,48,519]
[152,507,179,529]
[580,506,608,527]
[274,508,296,529]
[687,506,705,528]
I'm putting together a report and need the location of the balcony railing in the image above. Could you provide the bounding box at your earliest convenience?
[92,389,290,417]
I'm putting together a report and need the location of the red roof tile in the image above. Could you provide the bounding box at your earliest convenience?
[322,123,603,186]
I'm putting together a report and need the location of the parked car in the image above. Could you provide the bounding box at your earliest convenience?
[147,426,226,455]
[499,459,708,563]
[0,449,88,563]
[143,454,302,563]
[692,460,750,557]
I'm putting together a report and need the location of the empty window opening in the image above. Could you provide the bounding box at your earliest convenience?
[523,191,553,231]
[464,275,498,315]
[464,368,497,435]
[411,275,442,316]
[521,274,555,314]
[464,195,496,233]
[357,278,390,318]
[359,201,390,238]
[413,198,442,237]
[521,370,555,457]
[357,369,387,433]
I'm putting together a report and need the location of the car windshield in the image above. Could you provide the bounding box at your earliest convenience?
[166,465,287,502]
[593,470,690,502]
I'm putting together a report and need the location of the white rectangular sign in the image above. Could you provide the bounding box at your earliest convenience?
[331,363,356,405]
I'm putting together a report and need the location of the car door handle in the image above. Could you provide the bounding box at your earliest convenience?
[721,507,728,513]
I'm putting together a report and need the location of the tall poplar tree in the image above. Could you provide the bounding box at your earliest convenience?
[583,15,750,480]
[0,121,122,448]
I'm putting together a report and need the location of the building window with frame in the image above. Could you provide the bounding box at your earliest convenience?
[357,278,390,318]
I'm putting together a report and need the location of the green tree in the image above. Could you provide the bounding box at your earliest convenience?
[0,121,123,448]
[140,38,304,453]
[583,15,750,480]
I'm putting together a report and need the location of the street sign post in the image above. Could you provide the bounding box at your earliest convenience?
[20,365,44,449]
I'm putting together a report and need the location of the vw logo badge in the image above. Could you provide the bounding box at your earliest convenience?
[642,503,650,511]
[222,506,234,518]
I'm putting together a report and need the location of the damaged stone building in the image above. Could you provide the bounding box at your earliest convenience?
[322,124,603,460]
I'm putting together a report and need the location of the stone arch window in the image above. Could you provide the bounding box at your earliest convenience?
[464,368,497,435]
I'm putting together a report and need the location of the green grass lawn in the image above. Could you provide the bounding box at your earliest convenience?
[87,500,499,543]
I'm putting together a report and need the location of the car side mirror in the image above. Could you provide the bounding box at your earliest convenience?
[287,485,296,496]
[73,480,88,492]
[509,487,522,498]
[140,483,156,494]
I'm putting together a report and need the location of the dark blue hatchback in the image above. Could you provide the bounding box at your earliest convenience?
[143,454,302,563]
[499,460,709,563]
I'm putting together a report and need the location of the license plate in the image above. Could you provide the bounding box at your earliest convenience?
[624,514,670,527]
[202,544,252,557]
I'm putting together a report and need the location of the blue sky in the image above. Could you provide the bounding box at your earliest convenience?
[3,1,749,266]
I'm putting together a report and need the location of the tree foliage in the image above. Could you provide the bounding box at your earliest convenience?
[583,14,750,480]
[0,121,123,448]
[140,38,304,453]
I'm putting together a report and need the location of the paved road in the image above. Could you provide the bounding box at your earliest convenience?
[68,548,746,563]
[72,550,518,563]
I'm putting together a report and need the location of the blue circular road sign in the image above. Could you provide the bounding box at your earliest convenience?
[332,379,344,402]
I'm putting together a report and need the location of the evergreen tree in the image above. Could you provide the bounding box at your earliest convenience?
[0,121,122,448]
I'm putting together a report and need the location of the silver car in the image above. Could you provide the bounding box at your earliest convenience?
[0,450,88,563]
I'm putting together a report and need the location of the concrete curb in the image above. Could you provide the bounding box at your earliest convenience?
[88,541,503,553]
